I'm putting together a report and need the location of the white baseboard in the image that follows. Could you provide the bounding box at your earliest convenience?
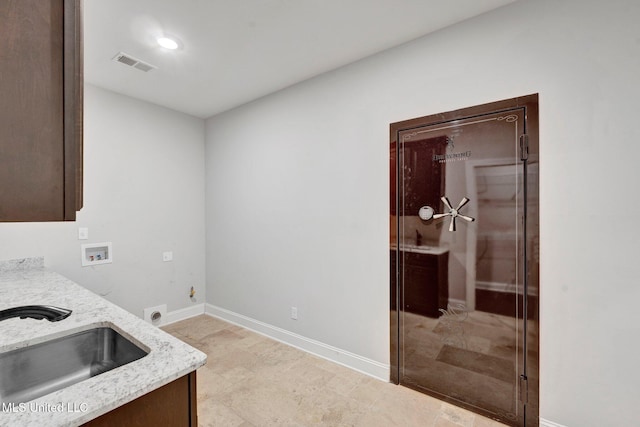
[160,302,389,381]
[163,303,205,326]
[540,419,567,427]
[448,297,466,307]
[204,303,390,382]
[162,303,562,426]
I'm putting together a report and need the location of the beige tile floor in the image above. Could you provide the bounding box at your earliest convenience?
[162,315,508,427]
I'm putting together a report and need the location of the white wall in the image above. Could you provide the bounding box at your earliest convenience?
[205,0,640,426]
[0,85,206,318]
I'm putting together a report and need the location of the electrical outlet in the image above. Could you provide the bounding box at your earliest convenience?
[290,306,298,320]
[162,251,173,262]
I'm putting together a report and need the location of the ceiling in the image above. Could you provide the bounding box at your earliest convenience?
[84,0,516,119]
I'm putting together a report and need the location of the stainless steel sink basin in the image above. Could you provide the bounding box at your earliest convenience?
[0,327,148,403]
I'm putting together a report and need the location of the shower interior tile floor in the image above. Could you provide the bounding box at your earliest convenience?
[162,315,508,427]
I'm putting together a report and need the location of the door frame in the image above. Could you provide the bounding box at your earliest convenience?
[389,94,539,426]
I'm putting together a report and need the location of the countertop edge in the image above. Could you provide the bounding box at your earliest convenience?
[0,263,207,427]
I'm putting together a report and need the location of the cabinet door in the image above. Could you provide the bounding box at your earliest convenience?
[82,372,198,427]
[401,136,446,215]
[0,0,82,222]
[403,252,447,318]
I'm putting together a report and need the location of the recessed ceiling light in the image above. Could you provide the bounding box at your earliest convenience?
[157,37,179,50]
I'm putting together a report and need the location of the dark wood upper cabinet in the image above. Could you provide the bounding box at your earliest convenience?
[400,136,446,216]
[0,0,83,222]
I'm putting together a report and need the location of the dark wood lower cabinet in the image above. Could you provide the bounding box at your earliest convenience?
[82,372,197,427]
[403,251,448,318]
[392,250,449,318]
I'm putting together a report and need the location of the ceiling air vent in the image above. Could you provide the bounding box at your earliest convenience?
[111,52,157,72]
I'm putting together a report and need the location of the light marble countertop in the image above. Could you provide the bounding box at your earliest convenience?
[0,258,207,427]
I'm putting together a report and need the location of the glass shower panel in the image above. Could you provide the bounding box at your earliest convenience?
[395,109,536,426]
